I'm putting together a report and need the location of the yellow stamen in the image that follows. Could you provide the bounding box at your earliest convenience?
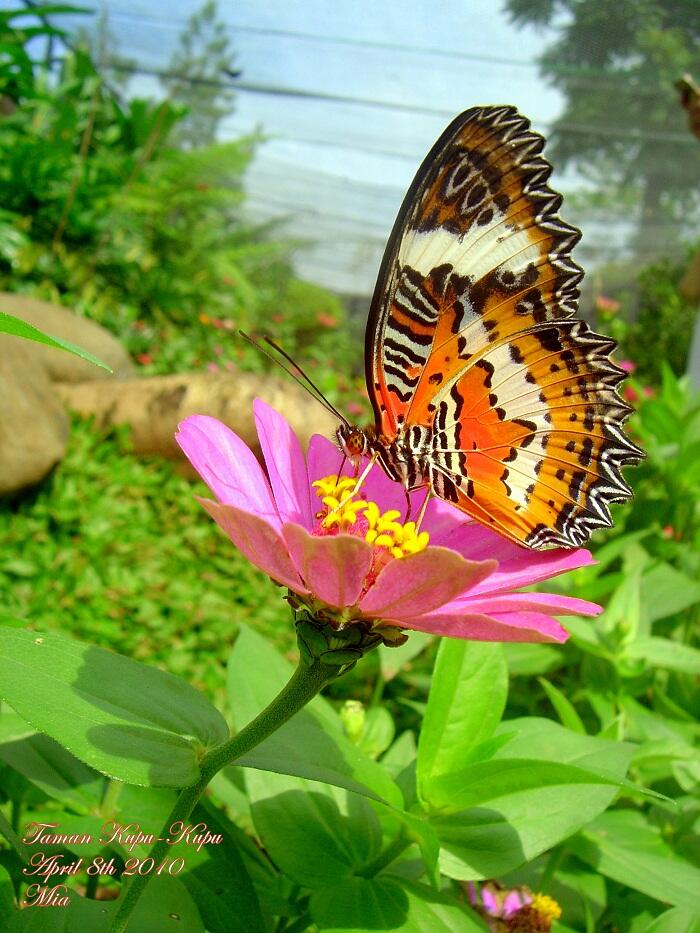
[313,474,430,557]
[530,894,562,922]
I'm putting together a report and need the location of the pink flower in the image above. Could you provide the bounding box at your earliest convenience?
[466,882,562,931]
[595,295,621,314]
[175,402,600,644]
[619,359,636,373]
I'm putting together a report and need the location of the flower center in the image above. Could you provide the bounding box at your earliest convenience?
[529,894,562,923]
[311,474,429,559]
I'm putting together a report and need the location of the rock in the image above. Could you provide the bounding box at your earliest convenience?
[0,341,70,496]
[55,368,338,463]
[0,293,134,382]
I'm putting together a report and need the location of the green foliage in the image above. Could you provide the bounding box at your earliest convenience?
[1,7,698,931]
[0,3,352,367]
[0,418,291,699]
[615,253,699,382]
[160,0,237,149]
[1,374,699,929]
[0,628,229,787]
[505,0,700,258]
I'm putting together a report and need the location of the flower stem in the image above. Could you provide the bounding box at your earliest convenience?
[108,657,335,933]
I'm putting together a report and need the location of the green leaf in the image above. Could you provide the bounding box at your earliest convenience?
[537,678,586,733]
[379,631,432,681]
[0,311,112,372]
[417,639,507,799]
[247,775,383,889]
[46,877,206,932]
[624,637,700,674]
[179,801,266,933]
[404,814,443,889]
[570,810,700,911]
[356,707,395,760]
[0,629,229,788]
[309,876,489,932]
[642,907,700,932]
[640,563,700,624]
[426,758,639,814]
[0,733,103,812]
[0,709,34,745]
[227,625,402,807]
[431,718,634,880]
[226,628,405,892]
[0,864,15,926]
[0,807,29,861]
[502,643,561,676]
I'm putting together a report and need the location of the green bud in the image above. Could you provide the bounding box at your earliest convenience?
[340,700,366,743]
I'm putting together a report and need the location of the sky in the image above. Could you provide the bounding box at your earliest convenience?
[29,1,606,296]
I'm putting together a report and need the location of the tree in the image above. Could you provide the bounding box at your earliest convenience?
[504,0,700,260]
[73,6,137,96]
[160,0,238,150]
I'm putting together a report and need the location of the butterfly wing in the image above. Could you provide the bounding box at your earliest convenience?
[366,105,642,549]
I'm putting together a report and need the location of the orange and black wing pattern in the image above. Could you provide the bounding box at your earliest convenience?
[365,105,643,549]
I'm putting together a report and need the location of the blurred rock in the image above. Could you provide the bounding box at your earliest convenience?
[0,342,70,496]
[0,292,134,382]
[55,368,338,463]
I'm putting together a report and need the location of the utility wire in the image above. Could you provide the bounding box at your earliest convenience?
[101,7,692,90]
[97,59,697,146]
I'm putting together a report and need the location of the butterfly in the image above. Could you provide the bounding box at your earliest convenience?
[335,104,643,550]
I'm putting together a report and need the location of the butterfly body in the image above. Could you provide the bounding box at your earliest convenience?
[339,104,643,550]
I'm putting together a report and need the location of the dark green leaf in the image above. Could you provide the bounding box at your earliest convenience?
[179,801,266,933]
[0,629,229,788]
[309,876,489,932]
[228,625,402,806]
[0,864,15,926]
[0,733,102,812]
[570,810,700,911]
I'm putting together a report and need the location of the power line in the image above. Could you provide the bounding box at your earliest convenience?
[99,58,696,146]
[102,7,690,90]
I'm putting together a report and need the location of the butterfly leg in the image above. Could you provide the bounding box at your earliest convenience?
[415,488,433,532]
[404,486,412,521]
[326,453,379,520]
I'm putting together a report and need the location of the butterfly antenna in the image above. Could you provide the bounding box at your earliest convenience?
[238,331,348,424]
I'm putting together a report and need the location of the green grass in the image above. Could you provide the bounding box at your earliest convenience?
[0,417,297,705]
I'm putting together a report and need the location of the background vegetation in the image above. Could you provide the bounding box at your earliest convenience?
[1,3,699,932]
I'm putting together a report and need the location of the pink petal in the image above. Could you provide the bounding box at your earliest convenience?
[359,547,497,619]
[254,399,313,530]
[177,415,279,529]
[451,591,602,617]
[307,433,350,484]
[469,547,596,596]
[503,891,531,916]
[199,499,308,594]
[282,524,372,609]
[430,517,524,562]
[401,609,569,643]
